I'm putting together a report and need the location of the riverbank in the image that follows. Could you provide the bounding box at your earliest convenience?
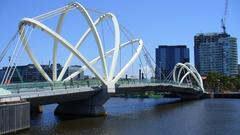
[205,93,240,98]
[112,93,240,99]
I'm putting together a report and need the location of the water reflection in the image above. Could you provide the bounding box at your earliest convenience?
[19,98,240,135]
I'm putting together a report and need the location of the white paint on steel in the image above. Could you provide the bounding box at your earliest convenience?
[112,40,143,84]
[173,63,205,92]
[64,39,142,82]
[57,13,120,82]
[53,13,66,81]
[19,18,107,84]
[72,2,109,80]
[19,27,53,82]
[18,2,143,93]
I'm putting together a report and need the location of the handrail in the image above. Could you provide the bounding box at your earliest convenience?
[1,79,202,93]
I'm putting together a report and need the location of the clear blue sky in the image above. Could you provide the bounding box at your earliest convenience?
[0,0,239,76]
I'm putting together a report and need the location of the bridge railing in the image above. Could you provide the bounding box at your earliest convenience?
[1,79,202,94]
[1,79,102,93]
[117,79,202,91]
[117,79,179,85]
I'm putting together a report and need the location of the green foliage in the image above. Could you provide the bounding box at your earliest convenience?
[204,72,240,92]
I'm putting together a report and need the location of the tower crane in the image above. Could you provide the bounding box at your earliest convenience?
[221,0,228,33]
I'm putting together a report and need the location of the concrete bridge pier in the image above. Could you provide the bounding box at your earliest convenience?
[30,105,43,113]
[54,86,109,116]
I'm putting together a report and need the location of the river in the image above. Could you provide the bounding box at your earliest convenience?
[19,98,240,135]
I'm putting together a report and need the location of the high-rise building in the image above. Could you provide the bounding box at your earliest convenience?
[194,33,238,76]
[155,45,189,80]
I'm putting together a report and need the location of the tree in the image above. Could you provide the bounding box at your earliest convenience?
[204,72,222,92]
[204,72,239,93]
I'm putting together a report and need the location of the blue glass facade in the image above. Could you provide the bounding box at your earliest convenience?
[155,45,189,80]
[194,33,238,76]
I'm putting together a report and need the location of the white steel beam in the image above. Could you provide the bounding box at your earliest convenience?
[19,18,107,85]
[53,13,66,81]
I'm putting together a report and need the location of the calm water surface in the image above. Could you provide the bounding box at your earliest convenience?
[19,98,240,135]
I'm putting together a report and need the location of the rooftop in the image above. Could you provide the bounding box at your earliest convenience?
[195,32,230,37]
[158,45,187,48]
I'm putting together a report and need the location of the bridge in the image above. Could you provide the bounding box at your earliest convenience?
[0,2,205,134]
[0,61,205,116]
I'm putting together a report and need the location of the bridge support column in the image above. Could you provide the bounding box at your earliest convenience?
[106,82,116,93]
[54,86,109,116]
[30,105,43,113]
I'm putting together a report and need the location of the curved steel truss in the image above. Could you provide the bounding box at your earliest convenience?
[173,63,205,92]
[18,2,144,93]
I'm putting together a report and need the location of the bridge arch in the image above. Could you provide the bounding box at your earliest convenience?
[18,2,143,93]
[173,63,205,92]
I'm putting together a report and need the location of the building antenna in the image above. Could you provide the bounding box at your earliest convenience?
[221,0,228,34]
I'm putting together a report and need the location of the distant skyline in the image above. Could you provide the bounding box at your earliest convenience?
[0,0,239,76]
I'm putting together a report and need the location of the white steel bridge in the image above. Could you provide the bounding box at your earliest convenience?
[0,2,205,116]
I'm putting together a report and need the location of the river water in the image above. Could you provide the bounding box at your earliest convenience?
[19,98,240,135]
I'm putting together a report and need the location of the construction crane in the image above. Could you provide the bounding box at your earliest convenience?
[221,0,228,33]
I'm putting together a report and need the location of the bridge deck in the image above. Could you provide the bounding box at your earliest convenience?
[117,83,202,95]
[0,87,100,106]
[0,81,204,106]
